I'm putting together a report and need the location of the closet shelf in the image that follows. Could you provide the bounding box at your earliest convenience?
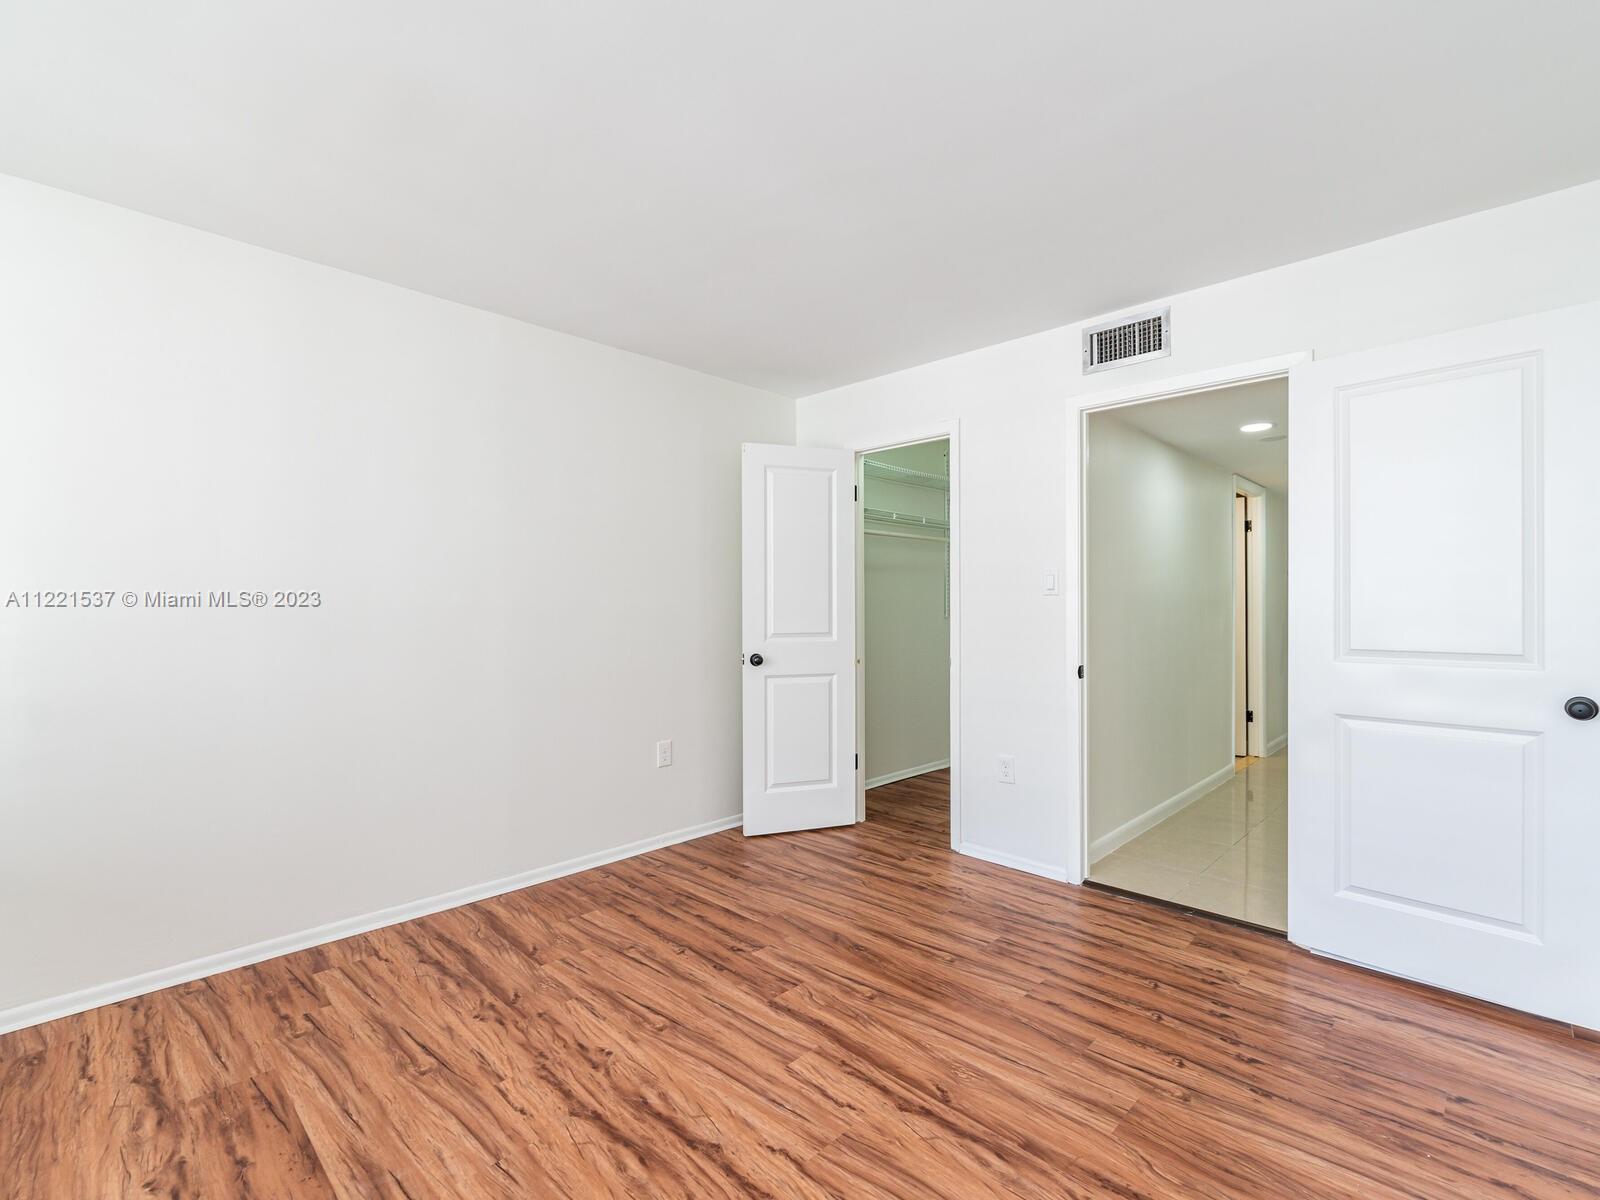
[864,507,949,535]
[862,458,949,491]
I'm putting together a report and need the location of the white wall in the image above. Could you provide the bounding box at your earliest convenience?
[0,176,792,1028]
[795,179,1600,882]
[1084,416,1234,852]
[864,440,949,784]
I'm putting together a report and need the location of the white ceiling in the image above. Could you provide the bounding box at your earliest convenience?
[1104,379,1288,489]
[4,3,1599,396]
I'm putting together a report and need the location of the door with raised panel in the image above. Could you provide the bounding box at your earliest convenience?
[741,443,857,835]
[1289,302,1600,1027]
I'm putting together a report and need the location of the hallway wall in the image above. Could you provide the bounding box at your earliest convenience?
[1085,415,1236,855]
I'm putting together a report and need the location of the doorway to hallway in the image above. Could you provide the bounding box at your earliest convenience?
[1081,378,1289,931]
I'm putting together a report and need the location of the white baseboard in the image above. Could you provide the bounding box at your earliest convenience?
[1266,733,1288,757]
[866,758,950,790]
[957,841,1070,882]
[1088,762,1236,865]
[0,812,742,1037]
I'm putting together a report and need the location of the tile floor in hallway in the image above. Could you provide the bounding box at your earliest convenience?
[1089,751,1289,931]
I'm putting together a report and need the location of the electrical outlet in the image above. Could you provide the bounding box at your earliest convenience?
[655,739,673,768]
[997,754,1015,784]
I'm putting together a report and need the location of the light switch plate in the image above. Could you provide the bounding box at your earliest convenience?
[656,739,673,768]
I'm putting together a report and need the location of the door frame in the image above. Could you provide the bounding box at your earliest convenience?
[1074,352,1309,883]
[847,420,961,849]
[1233,475,1267,759]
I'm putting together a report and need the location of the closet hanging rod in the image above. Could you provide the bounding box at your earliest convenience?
[861,458,948,491]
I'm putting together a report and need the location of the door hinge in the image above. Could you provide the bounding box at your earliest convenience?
[1246,709,1254,723]
[855,753,859,770]
[1244,519,1253,532]
[1077,664,1084,679]
[854,484,859,501]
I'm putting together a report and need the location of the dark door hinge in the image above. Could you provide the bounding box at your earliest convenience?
[1246,709,1254,723]
[855,753,859,769]
[854,484,859,501]
[1077,664,1084,679]
[1244,519,1253,532]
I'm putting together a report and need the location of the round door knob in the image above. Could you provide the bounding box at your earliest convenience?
[748,652,764,666]
[1565,696,1598,721]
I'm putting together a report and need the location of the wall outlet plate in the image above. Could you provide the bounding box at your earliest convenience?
[997,754,1015,784]
[655,739,673,768]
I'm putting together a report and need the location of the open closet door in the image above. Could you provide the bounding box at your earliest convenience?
[1289,303,1600,1027]
[741,444,857,835]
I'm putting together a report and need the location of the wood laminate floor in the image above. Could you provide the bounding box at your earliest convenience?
[3,770,1598,1198]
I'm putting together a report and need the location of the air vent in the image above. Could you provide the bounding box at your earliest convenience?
[1082,307,1171,374]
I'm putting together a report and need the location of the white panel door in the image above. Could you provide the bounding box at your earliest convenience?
[741,443,857,835]
[1290,302,1600,1027]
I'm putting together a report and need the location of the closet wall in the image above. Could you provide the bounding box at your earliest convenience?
[863,440,950,786]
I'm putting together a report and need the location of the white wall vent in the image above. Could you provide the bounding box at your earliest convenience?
[1082,307,1171,374]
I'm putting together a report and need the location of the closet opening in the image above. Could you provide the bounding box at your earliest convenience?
[855,436,956,844]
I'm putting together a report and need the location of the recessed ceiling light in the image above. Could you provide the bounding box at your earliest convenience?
[1239,421,1274,433]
